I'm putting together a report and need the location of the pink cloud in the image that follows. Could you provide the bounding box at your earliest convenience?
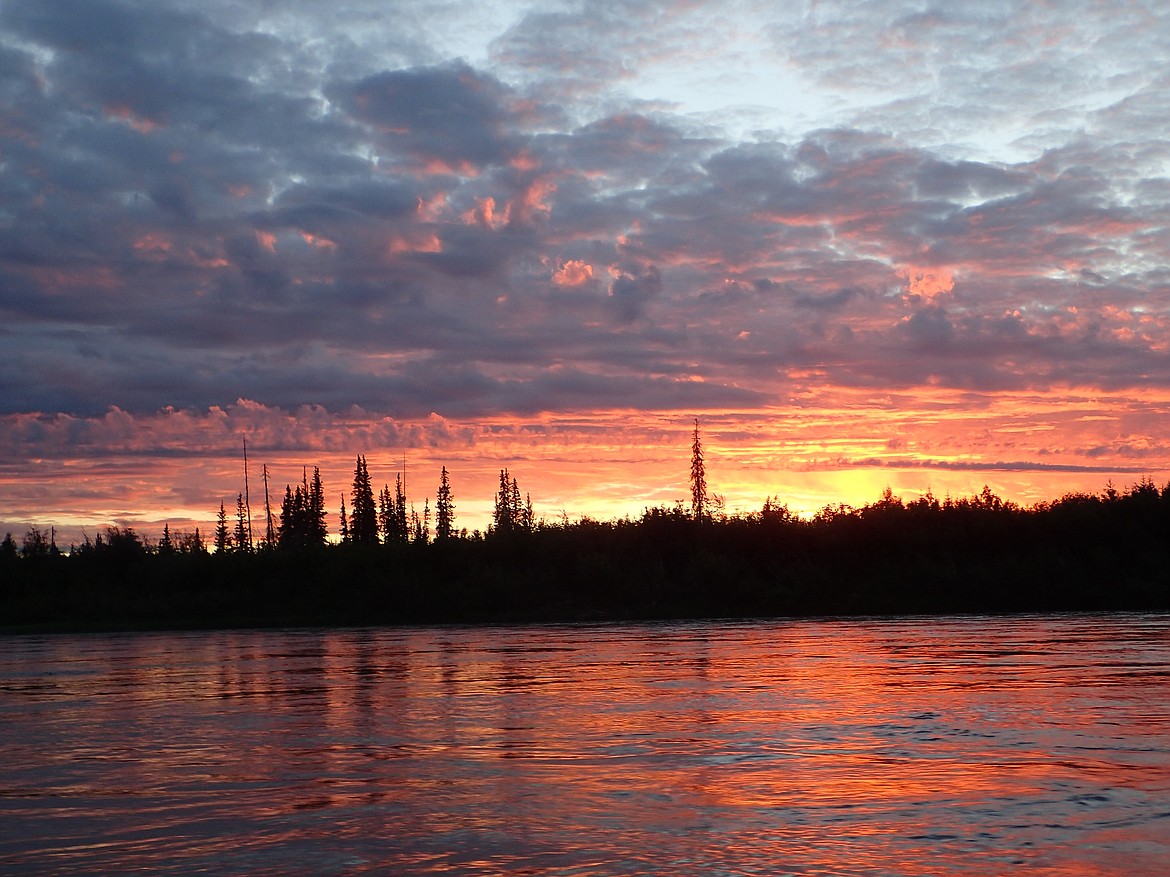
[462,196,501,228]
[900,266,955,303]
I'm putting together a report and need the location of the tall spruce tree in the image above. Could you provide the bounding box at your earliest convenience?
[510,477,523,528]
[274,466,329,550]
[690,418,707,522]
[395,473,408,542]
[493,469,530,534]
[349,455,378,544]
[494,469,514,534]
[378,484,394,543]
[376,473,409,545]
[277,484,295,548]
[309,467,327,545]
[215,502,231,553]
[278,483,309,550]
[435,466,454,540]
[234,493,250,552]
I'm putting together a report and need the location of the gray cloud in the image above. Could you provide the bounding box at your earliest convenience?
[1,0,1168,427]
[329,62,526,169]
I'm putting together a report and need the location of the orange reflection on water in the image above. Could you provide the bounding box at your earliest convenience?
[3,617,1169,876]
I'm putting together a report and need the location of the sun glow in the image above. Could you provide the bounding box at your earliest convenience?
[5,389,1167,548]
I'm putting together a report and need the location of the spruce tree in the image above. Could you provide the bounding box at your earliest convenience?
[395,473,408,543]
[378,484,394,543]
[277,485,298,549]
[690,418,707,522]
[309,467,327,546]
[492,469,530,535]
[510,477,523,529]
[234,493,250,552]
[435,466,455,540]
[410,501,429,544]
[215,502,231,553]
[349,455,378,544]
[494,469,514,534]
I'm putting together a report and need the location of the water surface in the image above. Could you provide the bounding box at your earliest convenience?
[3,614,1169,875]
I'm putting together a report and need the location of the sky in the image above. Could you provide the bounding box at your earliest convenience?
[3,0,1170,544]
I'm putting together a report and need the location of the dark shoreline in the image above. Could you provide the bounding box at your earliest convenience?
[4,521,1165,640]
[5,492,1169,634]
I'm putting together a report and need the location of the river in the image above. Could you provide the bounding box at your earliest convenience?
[2,614,1169,875]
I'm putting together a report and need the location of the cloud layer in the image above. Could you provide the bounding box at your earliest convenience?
[3,0,1169,536]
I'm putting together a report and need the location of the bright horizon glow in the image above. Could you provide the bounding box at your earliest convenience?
[5,393,1166,548]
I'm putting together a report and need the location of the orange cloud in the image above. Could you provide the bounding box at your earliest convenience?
[389,232,443,255]
[552,260,594,287]
[463,196,501,228]
[301,232,337,250]
[900,266,955,302]
[505,177,556,225]
[419,157,480,177]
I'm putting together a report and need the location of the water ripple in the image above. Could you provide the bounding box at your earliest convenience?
[2,614,1169,875]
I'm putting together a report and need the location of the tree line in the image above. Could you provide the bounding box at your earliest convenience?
[6,420,697,559]
[3,422,1169,629]
[3,454,532,559]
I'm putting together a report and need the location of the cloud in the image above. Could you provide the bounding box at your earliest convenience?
[846,458,1151,476]
[552,260,595,287]
[900,266,954,303]
[2,0,1170,529]
[0,401,475,460]
[607,262,662,323]
[329,62,527,172]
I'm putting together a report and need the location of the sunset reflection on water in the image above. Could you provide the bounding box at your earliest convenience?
[3,615,1169,875]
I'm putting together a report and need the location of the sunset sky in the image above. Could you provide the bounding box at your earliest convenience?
[3,0,1170,545]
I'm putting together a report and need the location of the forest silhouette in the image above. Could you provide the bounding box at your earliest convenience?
[3,426,1169,631]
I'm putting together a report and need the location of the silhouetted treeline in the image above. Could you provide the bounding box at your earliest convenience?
[3,477,1169,632]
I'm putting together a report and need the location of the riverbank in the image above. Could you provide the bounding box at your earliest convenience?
[5,496,1168,632]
